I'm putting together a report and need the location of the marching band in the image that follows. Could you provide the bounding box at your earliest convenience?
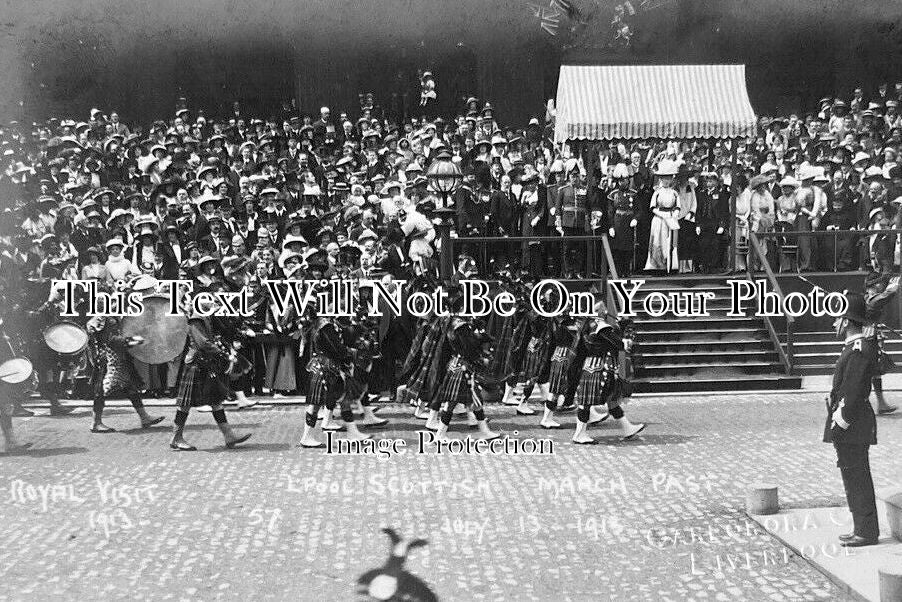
[0,260,649,452]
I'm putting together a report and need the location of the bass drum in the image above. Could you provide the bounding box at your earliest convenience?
[0,357,34,384]
[43,322,89,357]
[121,295,188,365]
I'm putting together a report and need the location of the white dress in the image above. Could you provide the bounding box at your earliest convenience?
[644,186,680,271]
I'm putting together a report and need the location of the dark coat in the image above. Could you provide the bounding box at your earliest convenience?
[489,190,520,236]
[823,336,878,445]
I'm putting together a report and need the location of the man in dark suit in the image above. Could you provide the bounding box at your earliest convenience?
[489,174,520,269]
[824,292,880,547]
[519,173,546,275]
[378,227,409,279]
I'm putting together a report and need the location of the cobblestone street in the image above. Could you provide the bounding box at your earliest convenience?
[1,392,900,601]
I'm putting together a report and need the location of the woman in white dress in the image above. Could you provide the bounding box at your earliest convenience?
[644,160,681,272]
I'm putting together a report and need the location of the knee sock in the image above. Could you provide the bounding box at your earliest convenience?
[544,398,556,411]
[129,395,146,412]
[174,410,189,427]
[93,396,105,416]
[577,406,590,422]
[0,414,14,442]
[522,383,534,400]
[440,404,454,425]
[610,406,624,419]
[473,409,486,421]
[305,410,318,428]
[212,409,228,425]
[341,409,354,423]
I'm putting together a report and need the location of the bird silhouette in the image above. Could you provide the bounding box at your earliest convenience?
[356,528,437,601]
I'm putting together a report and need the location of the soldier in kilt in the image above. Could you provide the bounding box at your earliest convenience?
[87,315,164,433]
[541,315,579,429]
[863,270,898,415]
[500,295,530,406]
[430,309,500,441]
[300,313,372,448]
[567,312,645,445]
[515,312,554,417]
[405,315,447,420]
[342,314,388,428]
[0,318,32,453]
[170,309,252,451]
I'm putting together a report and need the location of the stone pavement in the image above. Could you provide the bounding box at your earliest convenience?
[1,392,901,601]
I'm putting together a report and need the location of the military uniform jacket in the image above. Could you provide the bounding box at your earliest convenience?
[823,335,878,445]
[606,188,637,251]
[553,183,590,230]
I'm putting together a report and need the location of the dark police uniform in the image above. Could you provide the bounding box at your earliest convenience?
[823,333,879,543]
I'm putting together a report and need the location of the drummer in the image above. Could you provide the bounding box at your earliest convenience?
[86,313,165,433]
[0,319,32,453]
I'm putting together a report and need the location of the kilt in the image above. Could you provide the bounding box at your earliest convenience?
[573,354,618,408]
[176,360,230,411]
[548,345,571,396]
[406,327,443,398]
[344,373,367,402]
[402,320,430,375]
[435,356,477,407]
[504,318,529,379]
[306,356,344,407]
[490,314,516,376]
[521,335,551,383]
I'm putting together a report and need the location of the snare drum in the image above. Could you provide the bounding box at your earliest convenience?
[0,357,33,384]
[43,322,89,357]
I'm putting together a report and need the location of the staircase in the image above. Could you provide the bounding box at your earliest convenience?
[782,331,902,375]
[625,276,803,393]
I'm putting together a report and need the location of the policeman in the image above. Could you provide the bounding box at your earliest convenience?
[824,292,879,547]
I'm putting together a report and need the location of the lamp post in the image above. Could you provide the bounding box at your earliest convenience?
[426,149,462,282]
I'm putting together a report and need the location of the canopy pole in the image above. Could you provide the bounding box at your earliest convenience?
[728,140,738,273]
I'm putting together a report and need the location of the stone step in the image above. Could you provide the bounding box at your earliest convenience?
[636,327,770,341]
[635,361,787,378]
[633,374,802,393]
[635,317,763,330]
[636,350,780,366]
[635,340,773,353]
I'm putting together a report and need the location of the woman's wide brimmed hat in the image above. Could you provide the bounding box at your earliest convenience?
[654,160,678,176]
[748,174,770,189]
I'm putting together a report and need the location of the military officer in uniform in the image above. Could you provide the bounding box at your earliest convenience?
[824,292,880,547]
[606,163,638,276]
[554,167,591,277]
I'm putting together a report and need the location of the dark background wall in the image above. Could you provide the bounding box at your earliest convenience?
[1,0,900,127]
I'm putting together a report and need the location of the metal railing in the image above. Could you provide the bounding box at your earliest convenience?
[753,228,902,273]
[747,233,794,373]
[445,234,612,282]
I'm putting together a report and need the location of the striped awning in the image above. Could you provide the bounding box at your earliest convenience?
[554,64,757,142]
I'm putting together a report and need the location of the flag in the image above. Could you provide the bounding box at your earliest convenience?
[540,7,561,35]
[551,0,577,19]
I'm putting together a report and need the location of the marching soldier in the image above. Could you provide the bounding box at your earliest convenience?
[86,315,165,433]
[567,308,645,445]
[299,300,372,448]
[824,292,880,547]
[170,298,252,451]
